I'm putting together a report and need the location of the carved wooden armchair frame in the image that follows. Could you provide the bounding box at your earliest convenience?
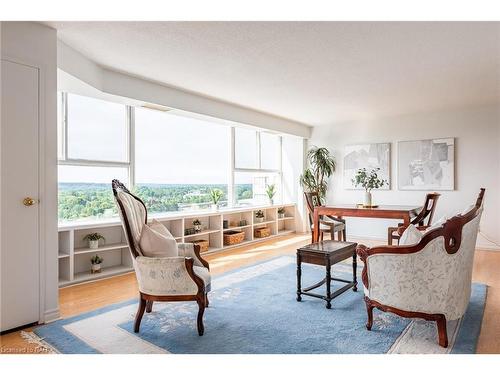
[358,188,485,348]
[112,179,210,336]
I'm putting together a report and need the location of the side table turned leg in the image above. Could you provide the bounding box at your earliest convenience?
[296,253,302,302]
[326,259,332,309]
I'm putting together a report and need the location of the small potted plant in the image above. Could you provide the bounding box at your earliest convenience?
[90,254,103,274]
[255,210,265,223]
[266,184,276,205]
[83,233,105,249]
[278,207,286,219]
[352,167,387,207]
[209,188,224,211]
[193,219,202,233]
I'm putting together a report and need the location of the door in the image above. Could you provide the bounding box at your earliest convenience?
[1,59,40,331]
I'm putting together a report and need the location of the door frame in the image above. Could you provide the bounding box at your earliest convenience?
[1,54,48,324]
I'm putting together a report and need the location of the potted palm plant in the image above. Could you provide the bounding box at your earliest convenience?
[209,188,224,211]
[352,167,387,207]
[83,233,105,249]
[299,146,336,200]
[255,210,265,223]
[266,184,276,205]
[90,254,103,274]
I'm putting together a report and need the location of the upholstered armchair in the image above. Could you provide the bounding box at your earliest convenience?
[357,189,485,348]
[112,179,211,336]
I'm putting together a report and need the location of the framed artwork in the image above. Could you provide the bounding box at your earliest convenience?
[343,143,391,189]
[398,138,455,190]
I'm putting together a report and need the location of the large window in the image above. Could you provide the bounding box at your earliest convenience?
[57,93,130,222]
[57,92,284,222]
[134,108,229,213]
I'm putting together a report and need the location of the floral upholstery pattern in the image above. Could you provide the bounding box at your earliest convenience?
[134,256,211,296]
[365,210,482,321]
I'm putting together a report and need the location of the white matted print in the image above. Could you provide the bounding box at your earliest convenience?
[398,138,454,190]
[343,143,391,189]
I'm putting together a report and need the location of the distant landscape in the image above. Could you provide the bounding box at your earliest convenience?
[58,183,253,221]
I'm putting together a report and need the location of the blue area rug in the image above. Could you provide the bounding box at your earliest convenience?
[34,256,487,354]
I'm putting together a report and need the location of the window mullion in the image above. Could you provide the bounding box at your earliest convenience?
[257,131,261,169]
[128,106,135,190]
[63,92,69,161]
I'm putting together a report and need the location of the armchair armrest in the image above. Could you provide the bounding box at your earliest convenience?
[177,243,209,269]
[396,225,429,236]
[134,256,205,296]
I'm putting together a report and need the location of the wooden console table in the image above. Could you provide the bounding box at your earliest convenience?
[312,204,421,242]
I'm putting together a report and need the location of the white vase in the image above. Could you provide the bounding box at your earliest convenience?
[269,198,274,206]
[255,217,264,223]
[89,240,99,249]
[211,204,219,211]
[364,191,372,207]
[91,263,101,273]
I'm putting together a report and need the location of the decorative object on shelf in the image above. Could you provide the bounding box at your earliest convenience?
[90,254,103,274]
[83,233,105,249]
[223,220,229,229]
[266,184,276,205]
[352,167,387,207]
[300,146,336,199]
[398,138,455,191]
[223,230,245,246]
[255,210,265,223]
[185,227,197,236]
[344,143,390,190]
[190,239,209,252]
[254,227,271,238]
[239,219,247,226]
[193,219,202,233]
[209,188,224,211]
[278,207,286,219]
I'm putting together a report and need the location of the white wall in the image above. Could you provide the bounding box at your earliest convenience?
[1,22,59,322]
[282,135,307,233]
[310,105,500,249]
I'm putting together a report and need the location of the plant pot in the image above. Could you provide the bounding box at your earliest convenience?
[268,199,274,206]
[255,217,264,223]
[278,213,285,219]
[211,204,219,211]
[364,191,372,207]
[194,224,202,233]
[91,263,101,274]
[89,240,99,249]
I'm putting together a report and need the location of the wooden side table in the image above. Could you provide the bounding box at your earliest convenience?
[296,240,357,309]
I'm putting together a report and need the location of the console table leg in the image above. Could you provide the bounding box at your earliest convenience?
[296,254,302,302]
[326,260,332,309]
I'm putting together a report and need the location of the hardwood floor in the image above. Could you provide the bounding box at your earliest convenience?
[1,234,499,353]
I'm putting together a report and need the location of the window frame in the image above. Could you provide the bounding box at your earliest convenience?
[57,92,284,221]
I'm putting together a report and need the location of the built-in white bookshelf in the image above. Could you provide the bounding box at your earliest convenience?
[58,204,296,287]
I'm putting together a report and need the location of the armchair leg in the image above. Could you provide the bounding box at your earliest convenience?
[196,297,206,336]
[145,301,153,313]
[387,228,393,246]
[436,315,448,348]
[205,293,209,307]
[134,296,147,333]
[365,297,374,331]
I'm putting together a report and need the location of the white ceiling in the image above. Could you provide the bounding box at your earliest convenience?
[45,22,500,126]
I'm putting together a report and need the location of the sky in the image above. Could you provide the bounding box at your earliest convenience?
[58,93,280,185]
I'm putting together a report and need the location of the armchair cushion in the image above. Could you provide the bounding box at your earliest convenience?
[139,220,178,258]
[399,224,423,245]
[134,256,208,296]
